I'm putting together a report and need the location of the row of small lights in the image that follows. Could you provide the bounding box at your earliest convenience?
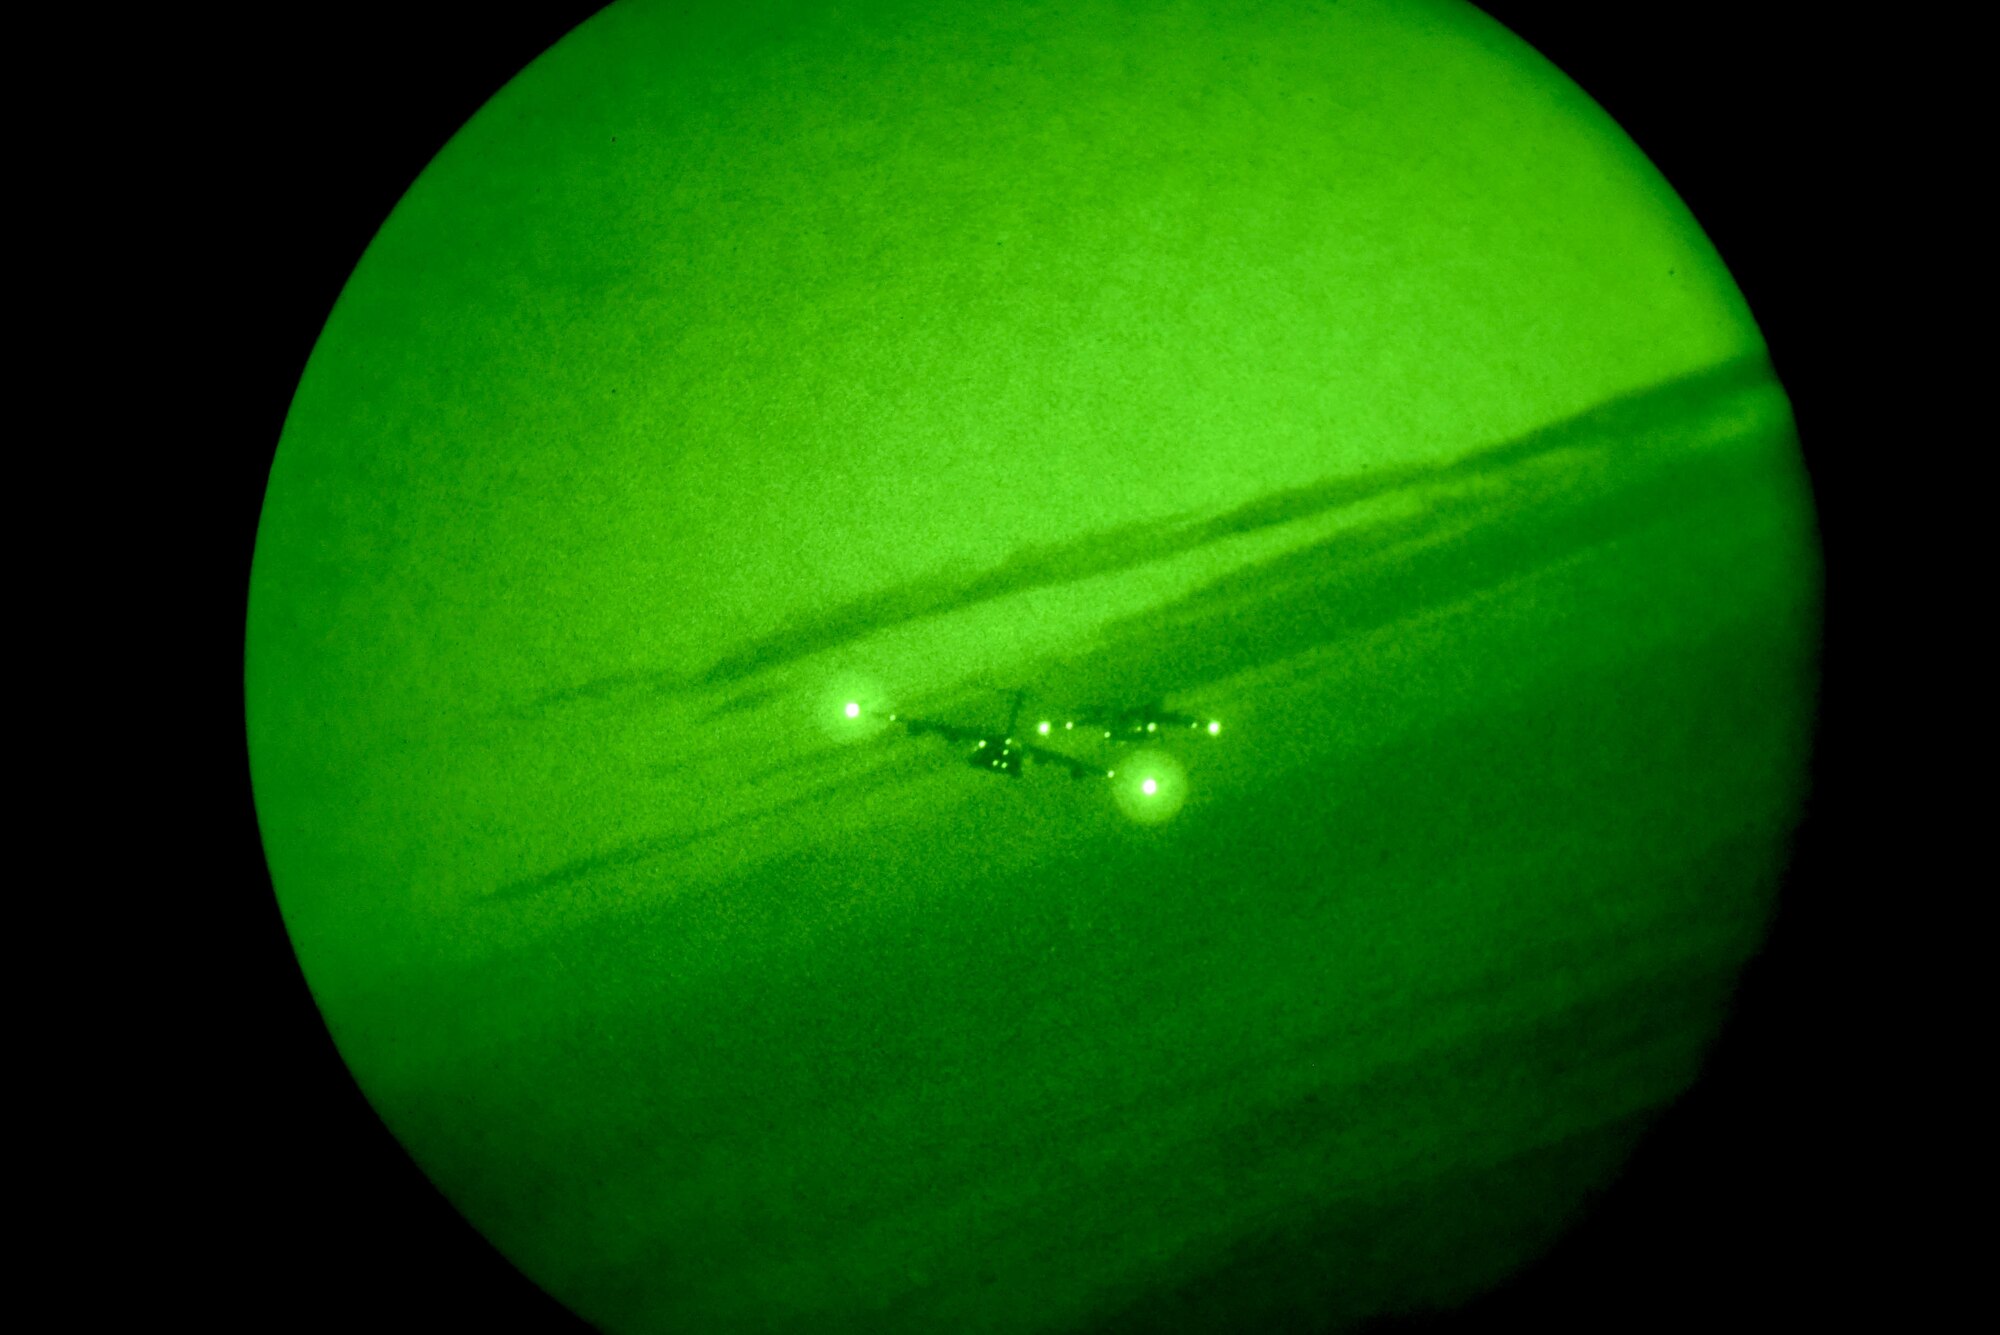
[1032,718,1218,737]
[850,701,1217,739]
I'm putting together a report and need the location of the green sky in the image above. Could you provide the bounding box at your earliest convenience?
[246,1,1816,1329]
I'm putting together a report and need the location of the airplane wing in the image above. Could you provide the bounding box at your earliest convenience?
[1023,744,1114,780]
[895,715,985,745]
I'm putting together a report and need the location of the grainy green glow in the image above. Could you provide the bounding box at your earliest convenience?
[245,0,1818,1330]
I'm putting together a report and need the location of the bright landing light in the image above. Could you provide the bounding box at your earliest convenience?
[818,677,887,741]
[1037,721,1051,735]
[1112,749,1186,824]
[1207,720,1221,735]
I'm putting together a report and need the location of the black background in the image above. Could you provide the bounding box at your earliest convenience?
[187,2,1872,1327]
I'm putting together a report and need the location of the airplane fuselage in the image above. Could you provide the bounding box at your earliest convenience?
[966,735,1028,777]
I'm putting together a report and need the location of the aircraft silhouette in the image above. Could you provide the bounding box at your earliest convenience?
[1060,698,1222,743]
[866,689,1114,781]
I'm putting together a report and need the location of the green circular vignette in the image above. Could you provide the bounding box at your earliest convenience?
[247,2,1819,1330]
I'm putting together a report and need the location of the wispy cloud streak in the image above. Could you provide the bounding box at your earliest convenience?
[687,354,1776,687]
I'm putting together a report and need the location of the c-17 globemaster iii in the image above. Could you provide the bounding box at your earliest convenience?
[846,689,1115,781]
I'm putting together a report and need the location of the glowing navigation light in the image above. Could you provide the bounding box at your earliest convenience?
[1064,721,1074,730]
[1208,720,1221,735]
[1147,721,1157,732]
[1141,777,1159,796]
[844,701,861,719]
[1037,721,1050,736]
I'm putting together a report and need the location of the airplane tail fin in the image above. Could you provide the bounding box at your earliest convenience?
[973,682,1029,738]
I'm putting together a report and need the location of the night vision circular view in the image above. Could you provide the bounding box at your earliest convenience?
[245,1,1820,1330]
